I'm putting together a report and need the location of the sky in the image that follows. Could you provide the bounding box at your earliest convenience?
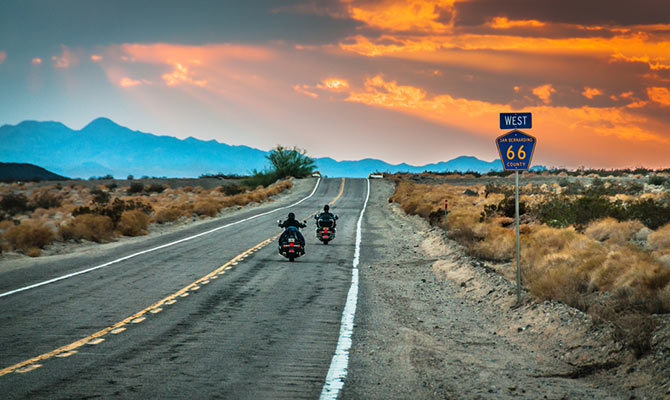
[1,0,669,169]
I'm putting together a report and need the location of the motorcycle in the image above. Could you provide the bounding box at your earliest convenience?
[315,214,338,245]
[277,220,307,261]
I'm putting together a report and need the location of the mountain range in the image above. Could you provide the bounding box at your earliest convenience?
[0,117,510,178]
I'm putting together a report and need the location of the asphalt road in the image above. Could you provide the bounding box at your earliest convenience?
[0,177,368,399]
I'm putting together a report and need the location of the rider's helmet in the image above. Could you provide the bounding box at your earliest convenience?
[288,212,295,220]
[324,205,330,212]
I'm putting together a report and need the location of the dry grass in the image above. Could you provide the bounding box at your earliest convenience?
[117,210,150,236]
[648,223,670,250]
[585,218,645,243]
[193,200,220,217]
[59,214,114,243]
[154,206,188,223]
[0,178,294,256]
[389,174,670,349]
[3,220,54,254]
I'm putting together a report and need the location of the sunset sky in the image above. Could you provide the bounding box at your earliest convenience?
[1,0,669,169]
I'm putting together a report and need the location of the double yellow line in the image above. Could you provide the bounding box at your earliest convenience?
[0,178,346,377]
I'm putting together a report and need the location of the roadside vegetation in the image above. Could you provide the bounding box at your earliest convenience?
[244,145,315,187]
[0,178,292,257]
[389,170,670,357]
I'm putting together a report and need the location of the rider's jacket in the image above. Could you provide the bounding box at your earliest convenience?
[280,219,306,229]
[315,212,337,220]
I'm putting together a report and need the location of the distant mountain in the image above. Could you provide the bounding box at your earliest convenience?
[0,162,67,181]
[0,118,513,178]
[0,118,268,178]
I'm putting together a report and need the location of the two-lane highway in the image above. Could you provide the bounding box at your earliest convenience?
[0,178,369,399]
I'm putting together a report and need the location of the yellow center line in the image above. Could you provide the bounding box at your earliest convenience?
[0,178,348,377]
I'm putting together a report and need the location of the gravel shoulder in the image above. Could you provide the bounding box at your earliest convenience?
[344,179,670,399]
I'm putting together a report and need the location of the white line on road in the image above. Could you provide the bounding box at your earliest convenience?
[0,178,321,299]
[320,178,370,400]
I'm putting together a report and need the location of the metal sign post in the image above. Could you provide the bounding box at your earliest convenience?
[496,122,536,305]
[444,199,448,236]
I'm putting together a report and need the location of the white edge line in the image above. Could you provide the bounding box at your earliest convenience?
[320,178,370,400]
[0,178,322,299]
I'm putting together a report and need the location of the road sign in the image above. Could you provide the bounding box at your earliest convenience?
[500,112,532,130]
[495,130,536,171]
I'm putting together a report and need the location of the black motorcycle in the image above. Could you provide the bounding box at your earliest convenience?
[315,214,337,245]
[277,220,307,261]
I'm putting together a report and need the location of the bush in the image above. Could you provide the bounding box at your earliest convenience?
[625,199,670,230]
[266,145,315,179]
[117,210,149,236]
[648,224,670,250]
[219,183,244,196]
[193,200,220,217]
[146,183,165,193]
[90,188,110,204]
[242,169,278,188]
[127,182,144,194]
[155,207,186,223]
[1,193,33,215]
[3,220,54,253]
[585,218,644,243]
[30,190,63,209]
[73,198,152,227]
[59,214,114,242]
[648,175,667,186]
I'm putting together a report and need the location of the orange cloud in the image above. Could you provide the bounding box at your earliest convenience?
[647,87,670,106]
[582,87,603,99]
[162,62,207,87]
[0,51,6,64]
[293,84,318,98]
[318,78,350,91]
[532,84,556,104]
[489,17,545,29]
[51,45,77,68]
[347,0,454,32]
[91,54,102,62]
[341,76,669,164]
[32,57,42,65]
[119,77,144,87]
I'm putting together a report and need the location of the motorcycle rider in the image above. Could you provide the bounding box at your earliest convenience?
[315,204,338,227]
[279,212,306,250]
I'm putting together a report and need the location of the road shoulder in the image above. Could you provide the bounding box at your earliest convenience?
[344,179,626,399]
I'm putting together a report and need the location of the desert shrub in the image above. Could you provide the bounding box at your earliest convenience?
[90,188,110,204]
[30,190,63,209]
[193,200,220,217]
[127,182,144,194]
[534,195,576,227]
[471,222,516,261]
[219,183,244,196]
[574,195,624,226]
[585,218,645,243]
[155,207,186,223]
[625,199,670,230]
[242,169,278,188]
[266,145,315,179]
[648,224,670,250]
[3,220,54,253]
[146,183,165,193]
[59,214,114,242]
[73,198,152,227]
[0,193,33,215]
[117,210,150,236]
[106,182,118,191]
[481,196,526,220]
[648,175,667,186]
